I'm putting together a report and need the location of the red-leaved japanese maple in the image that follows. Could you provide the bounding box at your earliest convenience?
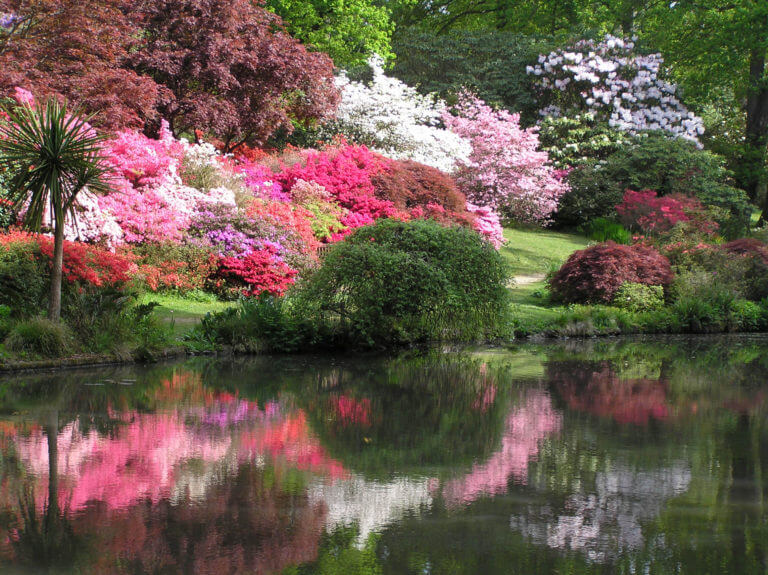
[0,0,162,130]
[126,0,339,149]
[549,241,673,304]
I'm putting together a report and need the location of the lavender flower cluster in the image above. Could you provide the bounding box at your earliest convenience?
[528,36,704,144]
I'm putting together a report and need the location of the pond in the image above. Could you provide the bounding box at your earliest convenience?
[0,336,766,574]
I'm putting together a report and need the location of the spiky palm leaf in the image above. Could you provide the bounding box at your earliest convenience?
[0,97,112,320]
[0,98,110,233]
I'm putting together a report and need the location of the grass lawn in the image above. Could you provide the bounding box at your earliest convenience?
[138,292,235,337]
[500,227,591,332]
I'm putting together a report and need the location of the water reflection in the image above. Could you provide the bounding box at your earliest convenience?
[0,338,765,573]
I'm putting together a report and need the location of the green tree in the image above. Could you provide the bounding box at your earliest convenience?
[0,98,110,321]
[265,0,394,68]
[642,0,768,217]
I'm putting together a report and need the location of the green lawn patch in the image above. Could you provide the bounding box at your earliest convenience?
[138,292,235,337]
[501,226,590,277]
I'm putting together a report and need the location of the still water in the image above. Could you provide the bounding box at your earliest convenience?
[0,336,766,574]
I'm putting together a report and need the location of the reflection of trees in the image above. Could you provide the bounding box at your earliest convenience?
[298,355,511,478]
[547,360,669,425]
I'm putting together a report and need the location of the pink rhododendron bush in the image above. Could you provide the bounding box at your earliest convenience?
[444,92,568,224]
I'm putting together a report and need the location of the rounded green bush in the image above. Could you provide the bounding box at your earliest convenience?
[301,219,511,346]
[4,317,72,358]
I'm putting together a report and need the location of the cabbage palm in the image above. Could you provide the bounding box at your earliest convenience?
[0,98,110,321]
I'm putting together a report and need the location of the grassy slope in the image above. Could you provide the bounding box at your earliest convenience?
[500,227,591,329]
[138,292,234,337]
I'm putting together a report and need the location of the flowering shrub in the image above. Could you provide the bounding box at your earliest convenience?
[444,92,568,224]
[237,160,289,201]
[616,189,718,235]
[0,230,135,287]
[289,179,347,241]
[326,56,471,173]
[275,144,401,228]
[528,35,704,143]
[466,202,505,249]
[217,247,297,298]
[130,243,218,292]
[550,241,673,304]
[99,125,236,243]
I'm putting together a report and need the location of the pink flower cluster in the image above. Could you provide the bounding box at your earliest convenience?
[444,92,568,224]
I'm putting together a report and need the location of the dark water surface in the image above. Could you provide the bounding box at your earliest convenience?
[0,336,767,574]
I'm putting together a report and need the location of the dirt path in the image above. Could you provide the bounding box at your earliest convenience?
[508,273,546,287]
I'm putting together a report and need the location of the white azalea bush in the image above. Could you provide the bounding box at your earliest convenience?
[527,36,704,143]
[325,56,471,173]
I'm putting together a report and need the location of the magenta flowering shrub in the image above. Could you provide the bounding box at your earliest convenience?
[444,92,568,224]
[466,202,505,249]
[238,160,289,201]
[275,144,402,230]
[527,36,704,143]
[99,124,236,243]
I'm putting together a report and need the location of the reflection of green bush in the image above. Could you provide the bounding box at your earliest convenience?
[301,355,513,478]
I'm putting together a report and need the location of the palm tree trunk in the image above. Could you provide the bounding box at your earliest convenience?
[48,221,64,321]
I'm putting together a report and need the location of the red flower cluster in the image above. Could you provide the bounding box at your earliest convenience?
[218,248,298,297]
[0,230,135,287]
[137,257,217,292]
[616,189,717,235]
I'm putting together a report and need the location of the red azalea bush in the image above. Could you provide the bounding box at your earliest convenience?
[129,243,219,292]
[0,230,135,287]
[616,189,718,235]
[216,247,298,298]
[550,241,674,304]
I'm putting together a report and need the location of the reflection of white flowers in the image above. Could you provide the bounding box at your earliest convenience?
[325,56,472,173]
[528,35,704,144]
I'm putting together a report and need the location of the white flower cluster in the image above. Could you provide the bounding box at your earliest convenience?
[325,56,472,173]
[527,36,704,144]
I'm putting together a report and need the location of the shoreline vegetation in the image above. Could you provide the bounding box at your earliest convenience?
[4,225,768,372]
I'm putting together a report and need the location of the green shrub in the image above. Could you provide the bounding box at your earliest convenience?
[612,283,665,313]
[582,218,631,244]
[191,220,511,350]
[0,304,10,340]
[0,170,14,230]
[539,114,631,168]
[300,219,511,346]
[192,296,323,353]
[557,132,752,235]
[555,162,624,227]
[0,241,47,317]
[4,318,72,358]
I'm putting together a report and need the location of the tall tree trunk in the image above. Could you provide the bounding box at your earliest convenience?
[47,221,64,321]
[44,410,59,518]
[744,48,768,222]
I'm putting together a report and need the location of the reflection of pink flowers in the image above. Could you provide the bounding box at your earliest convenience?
[15,417,231,512]
[438,390,561,506]
[328,394,372,427]
[238,411,347,480]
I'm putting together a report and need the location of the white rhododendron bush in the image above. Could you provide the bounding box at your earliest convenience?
[326,57,472,173]
[527,36,704,143]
